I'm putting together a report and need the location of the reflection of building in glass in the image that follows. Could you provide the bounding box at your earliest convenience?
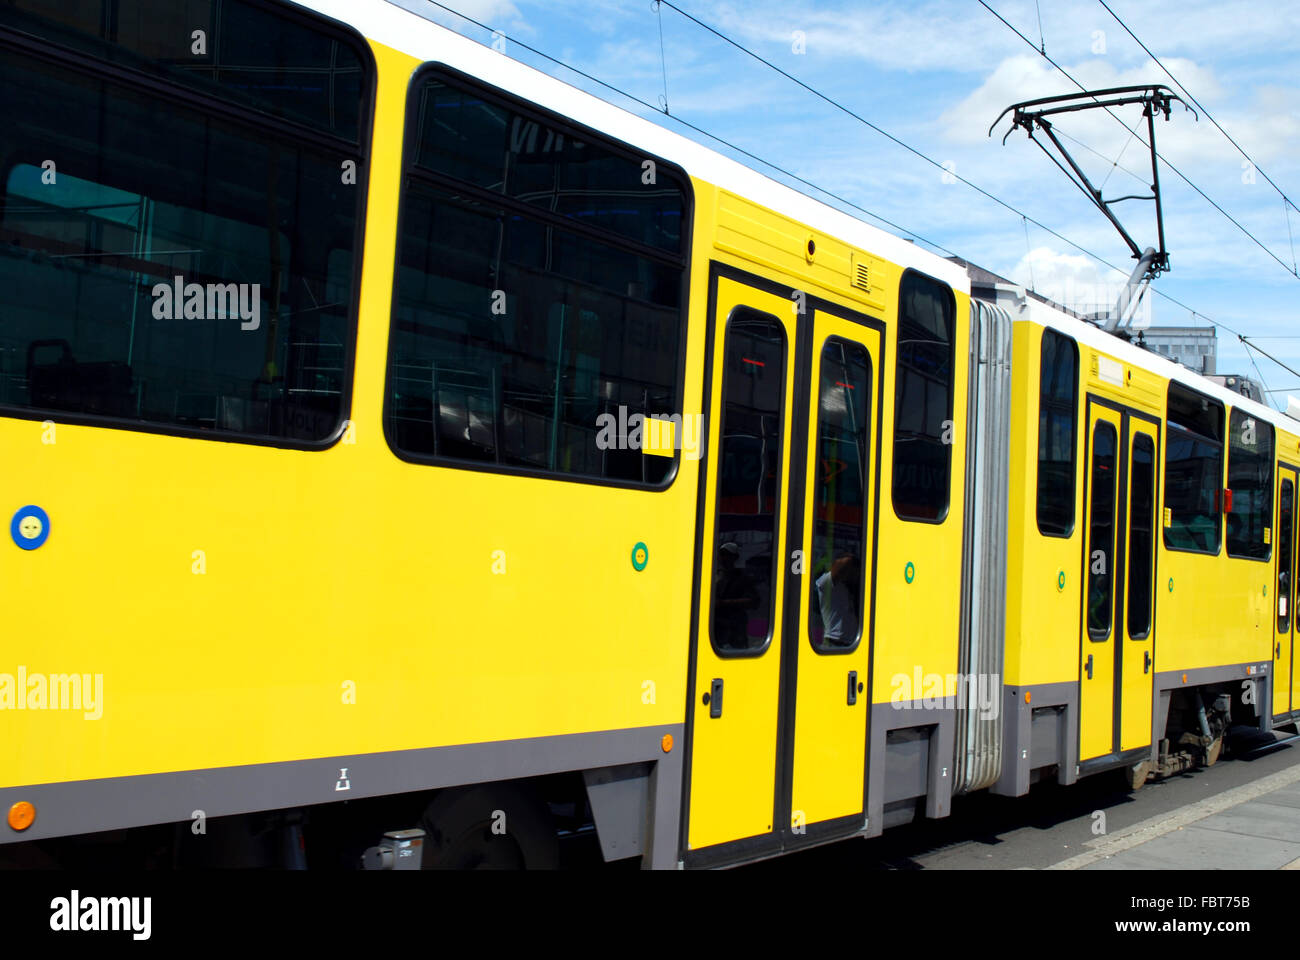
[1136,325,1217,375]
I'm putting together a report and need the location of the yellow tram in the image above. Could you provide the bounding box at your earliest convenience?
[1,0,1294,868]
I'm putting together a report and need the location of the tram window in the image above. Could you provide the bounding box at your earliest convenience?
[1226,408,1274,560]
[892,271,955,522]
[809,338,871,653]
[710,310,786,655]
[1037,329,1079,537]
[385,69,689,487]
[1279,479,1294,634]
[410,77,683,255]
[1,0,366,142]
[1087,421,1117,640]
[0,7,369,444]
[1127,433,1155,639]
[1164,383,1224,554]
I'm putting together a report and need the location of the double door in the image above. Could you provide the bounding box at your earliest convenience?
[1079,400,1159,761]
[683,266,882,860]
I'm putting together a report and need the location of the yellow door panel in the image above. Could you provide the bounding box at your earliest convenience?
[1275,468,1296,716]
[1080,403,1121,761]
[1119,419,1158,751]
[790,317,879,827]
[686,275,797,850]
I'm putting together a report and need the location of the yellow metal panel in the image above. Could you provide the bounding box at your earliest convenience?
[2,41,702,792]
[1004,321,1086,689]
[1080,404,1122,761]
[870,289,969,706]
[685,277,797,851]
[1120,419,1158,751]
[789,313,879,827]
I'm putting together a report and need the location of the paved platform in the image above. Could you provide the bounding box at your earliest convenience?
[1048,758,1300,870]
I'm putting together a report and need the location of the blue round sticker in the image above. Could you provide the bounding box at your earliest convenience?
[11,505,50,550]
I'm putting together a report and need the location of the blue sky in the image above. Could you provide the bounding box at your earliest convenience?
[422,0,1300,407]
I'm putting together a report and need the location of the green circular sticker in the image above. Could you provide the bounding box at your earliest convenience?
[631,542,649,571]
[1168,577,1175,593]
[904,561,916,584]
[1057,570,1066,592]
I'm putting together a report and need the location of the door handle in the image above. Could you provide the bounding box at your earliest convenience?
[1144,650,1151,674]
[706,678,723,719]
[847,670,858,706]
[1085,654,1093,680]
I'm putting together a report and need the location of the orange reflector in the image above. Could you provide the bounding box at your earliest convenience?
[661,734,673,753]
[8,801,34,831]
[1025,691,1031,704]
[1182,673,1188,684]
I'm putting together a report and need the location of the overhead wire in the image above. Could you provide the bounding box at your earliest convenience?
[654,0,1299,383]
[419,1,1300,387]
[1097,0,1299,216]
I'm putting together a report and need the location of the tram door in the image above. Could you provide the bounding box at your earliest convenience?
[1080,401,1158,761]
[1273,467,1297,719]
[1080,405,1122,761]
[1118,419,1158,751]
[788,313,880,832]
[686,274,800,852]
[685,268,881,857]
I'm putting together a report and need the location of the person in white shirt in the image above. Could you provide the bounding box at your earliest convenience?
[815,554,859,647]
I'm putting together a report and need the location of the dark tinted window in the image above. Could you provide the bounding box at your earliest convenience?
[1164,383,1224,554]
[1127,433,1155,639]
[809,338,871,653]
[892,271,955,522]
[1,0,366,142]
[1037,330,1078,536]
[1279,478,1294,634]
[711,311,785,655]
[411,77,682,254]
[1226,408,1274,560]
[385,71,688,485]
[0,17,367,443]
[1088,422,1117,640]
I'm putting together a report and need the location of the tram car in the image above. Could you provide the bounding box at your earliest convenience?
[1,0,1295,868]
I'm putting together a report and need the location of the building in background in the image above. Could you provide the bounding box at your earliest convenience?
[1134,325,1217,375]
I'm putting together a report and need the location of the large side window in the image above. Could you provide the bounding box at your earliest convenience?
[809,338,871,653]
[710,310,786,656]
[892,271,955,522]
[1087,421,1117,640]
[0,0,370,444]
[1037,329,1079,537]
[1164,383,1224,554]
[1226,408,1274,560]
[385,69,689,486]
[1127,433,1156,639]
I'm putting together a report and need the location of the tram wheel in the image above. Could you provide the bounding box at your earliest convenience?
[418,784,558,870]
